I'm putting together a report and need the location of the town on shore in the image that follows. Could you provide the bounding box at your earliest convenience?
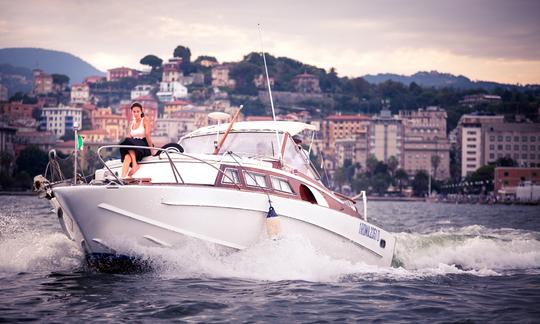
[1,45,539,204]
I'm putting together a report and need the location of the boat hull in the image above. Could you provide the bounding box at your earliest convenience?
[52,184,396,269]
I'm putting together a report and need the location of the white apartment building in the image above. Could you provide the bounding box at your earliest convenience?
[131,84,154,100]
[40,106,83,138]
[369,108,403,165]
[156,81,188,102]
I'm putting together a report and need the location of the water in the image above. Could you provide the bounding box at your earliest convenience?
[1,196,539,322]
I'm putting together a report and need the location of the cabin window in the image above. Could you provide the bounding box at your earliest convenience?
[222,168,240,184]
[244,171,267,188]
[271,177,293,193]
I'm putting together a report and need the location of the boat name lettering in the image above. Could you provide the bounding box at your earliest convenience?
[359,223,380,241]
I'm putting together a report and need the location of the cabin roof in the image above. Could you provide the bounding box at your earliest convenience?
[185,121,318,137]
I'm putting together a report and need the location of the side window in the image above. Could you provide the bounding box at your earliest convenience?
[222,168,240,184]
[271,177,294,193]
[244,172,267,188]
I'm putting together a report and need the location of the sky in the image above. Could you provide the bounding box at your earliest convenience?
[1,0,539,84]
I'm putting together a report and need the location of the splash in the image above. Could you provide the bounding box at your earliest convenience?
[0,211,83,274]
[393,225,540,276]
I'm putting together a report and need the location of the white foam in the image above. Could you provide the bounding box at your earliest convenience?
[0,230,82,273]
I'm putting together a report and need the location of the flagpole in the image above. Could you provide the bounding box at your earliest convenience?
[73,122,80,184]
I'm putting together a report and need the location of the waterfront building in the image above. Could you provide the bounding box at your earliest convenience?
[164,100,192,116]
[494,167,540,200]
[0,102,35,121]
[40,105,82,138]
[400,106,451,180]
[91,107,128,142]
[456,114,504,178]
[84,76,104,84]
[484,123,540,167]
[13,130,57,156]
[460,94,502,107]
[369,108,403,166]
[0,122,16,157]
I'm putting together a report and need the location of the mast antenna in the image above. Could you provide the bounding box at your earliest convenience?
[258,24,282,161]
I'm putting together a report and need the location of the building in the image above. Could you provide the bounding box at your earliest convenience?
[253,74,275,89]
[13,130,57,157]
[199,58,218,68]
[156,81,188,102]
[322,114,370,150]
[70,83,90,104]
[0,122,16,157]
[0,84,7,101]
[130,84,154,100]
[400,107,451,180]
[369,108,404,165]
[0,102,35,121]
[494,167,540,192]
[91,107,128,142]
[32,69,53,95]
[292,73,321,93]
[460,94,502,107]
[84,76,104,84]
[162,59,182,83]
[164,100,192,116]
[211,65,236,88]
[154,117,193,142]
[456,114,504,178]
[106,67,138,81]
[79,129,110,143]
[484,123,540,168]
[40,106,83,138]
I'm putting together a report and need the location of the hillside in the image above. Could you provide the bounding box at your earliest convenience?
[362,71,525,91]
[0,47,105,84]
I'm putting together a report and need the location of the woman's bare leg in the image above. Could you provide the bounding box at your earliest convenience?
[121,154,132,178]
[128,150,139,176]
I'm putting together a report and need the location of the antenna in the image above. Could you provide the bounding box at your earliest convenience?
[258,24,282,161]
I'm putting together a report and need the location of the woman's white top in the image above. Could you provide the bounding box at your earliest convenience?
[130,117,145,139]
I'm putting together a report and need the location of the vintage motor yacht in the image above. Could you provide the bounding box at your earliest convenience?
[36,118,396,271]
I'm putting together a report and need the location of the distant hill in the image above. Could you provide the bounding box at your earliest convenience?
[0,47,105,84]
[362,71,526,91]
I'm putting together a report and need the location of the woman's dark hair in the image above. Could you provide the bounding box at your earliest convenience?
[130,102,144,117]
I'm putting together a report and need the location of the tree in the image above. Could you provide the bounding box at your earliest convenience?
[140,55,163,70]
[412,170,429,197]
[431,154,441,180]
[366,154,378,176]
[387,156,399,178]
[371,173,390,195]
[333,168,346,191]
[0,151,14,173]
[52,74,70,85]
[173,45,191,62]
[16,146,48,179]
[395,168,409,193]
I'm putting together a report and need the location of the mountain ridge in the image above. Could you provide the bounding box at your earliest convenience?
[0,47,105,84]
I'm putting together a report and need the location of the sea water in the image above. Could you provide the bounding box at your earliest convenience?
[1,196,539,322]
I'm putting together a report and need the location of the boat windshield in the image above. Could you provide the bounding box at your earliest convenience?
[179,132,284,158]
[179,131,319,179]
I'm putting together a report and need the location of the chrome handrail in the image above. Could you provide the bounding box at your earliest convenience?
[96,145,241,189]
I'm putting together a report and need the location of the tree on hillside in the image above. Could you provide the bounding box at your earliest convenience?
[173,45,191,62]
[52,74,70,85]
[140,55,163,70]
[9,92,37,104]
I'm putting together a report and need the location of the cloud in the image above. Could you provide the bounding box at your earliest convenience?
[0,0,539,83]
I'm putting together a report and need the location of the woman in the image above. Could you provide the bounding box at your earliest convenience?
[119,102,154,178]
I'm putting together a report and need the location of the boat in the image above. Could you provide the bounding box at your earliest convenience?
[35,118,396,272]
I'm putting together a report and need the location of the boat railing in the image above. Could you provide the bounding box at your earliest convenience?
[96,145,241,189]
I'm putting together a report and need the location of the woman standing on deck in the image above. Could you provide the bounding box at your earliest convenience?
[119,102,154,178]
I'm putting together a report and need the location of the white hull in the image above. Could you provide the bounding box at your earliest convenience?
[53,184,396,267]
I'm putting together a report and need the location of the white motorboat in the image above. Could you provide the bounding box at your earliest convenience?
[37,120,396,271]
